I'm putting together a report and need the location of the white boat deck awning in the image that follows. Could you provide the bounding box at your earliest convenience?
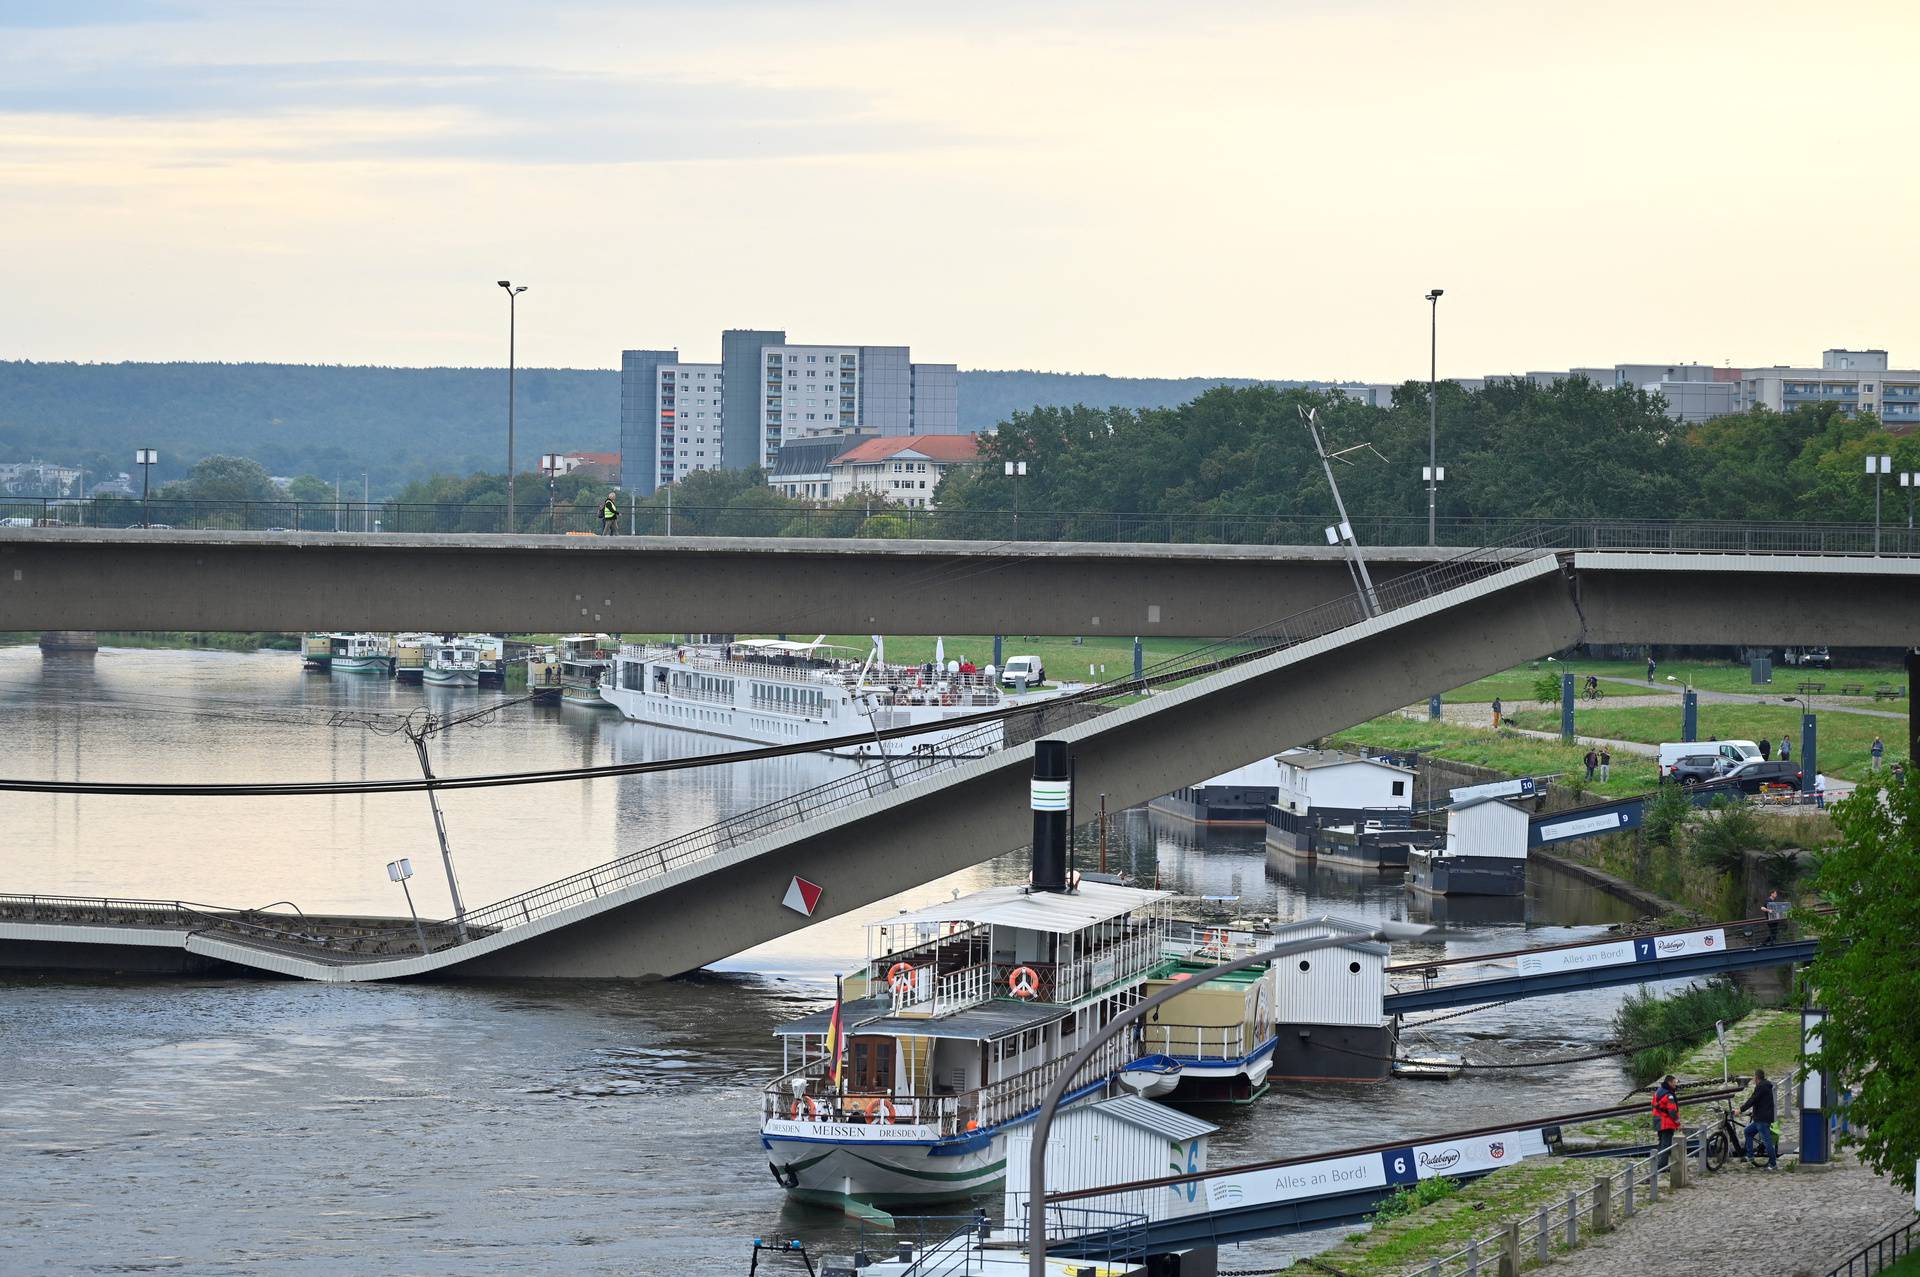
[872,881,1170,935]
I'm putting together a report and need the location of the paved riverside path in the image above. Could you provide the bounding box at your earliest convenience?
[1540,1154,1912,1277]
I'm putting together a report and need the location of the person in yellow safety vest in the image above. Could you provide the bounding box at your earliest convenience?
[599,492,619,536]
[1652,1073,1682,1168]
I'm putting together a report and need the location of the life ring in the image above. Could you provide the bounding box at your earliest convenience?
[790,1095,822,1121]
[887,962,917,993]
[874,1098,897,1124]
[1201,928,1230,953]
[1008,965,1041,999]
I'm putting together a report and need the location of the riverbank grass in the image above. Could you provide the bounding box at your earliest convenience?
[1506,702,1900,781]
[1327,717,1659,798]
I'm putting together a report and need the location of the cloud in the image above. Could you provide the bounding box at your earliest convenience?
[0,58,958,164]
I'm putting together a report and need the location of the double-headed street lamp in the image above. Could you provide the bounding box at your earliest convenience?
[1899,470,1920,532]
[134,448,157,528]
[540,453,563,534]
[1005,460,1028,539]
[1867,453,1893,554]
[498,280,529,532]
[1023,920,1431,1275]
[1425,288,1444,546]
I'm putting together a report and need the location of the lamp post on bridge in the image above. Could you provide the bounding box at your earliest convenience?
[1022,920,1431,1276]
[386,858,430,955]
[134,448,157,528]
[540,453,563,534]
[1867,453,1892,555]
[1900,471,1920,535]
[1005,460,1027,540]
[498,279,529,532]
[1425,287,1444,546]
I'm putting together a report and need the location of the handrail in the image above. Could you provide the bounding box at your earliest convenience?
[1826,1216,1918,1277]
[1388,908,1835,974]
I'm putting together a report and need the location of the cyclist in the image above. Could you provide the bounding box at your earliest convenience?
[1740,1068,1778,1170]
[1585,674,1598,699]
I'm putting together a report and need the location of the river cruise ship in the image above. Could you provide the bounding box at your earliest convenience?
[601,639,1074,756]
[761,879,1173,1214]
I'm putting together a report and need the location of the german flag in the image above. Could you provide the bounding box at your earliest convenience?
[824,975,846,1091]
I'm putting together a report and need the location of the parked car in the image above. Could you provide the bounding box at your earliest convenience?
[1657,740,1762,774]
[1719,759,1804,794]
[1000,655,1046,687]
[1665,753,1723,785]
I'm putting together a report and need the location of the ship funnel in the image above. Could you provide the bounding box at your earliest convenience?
[1030,739,1070,892]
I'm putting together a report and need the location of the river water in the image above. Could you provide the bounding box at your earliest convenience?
[0,645,1669,1275]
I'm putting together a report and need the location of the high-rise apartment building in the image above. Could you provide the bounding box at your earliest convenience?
[621,329,962,494]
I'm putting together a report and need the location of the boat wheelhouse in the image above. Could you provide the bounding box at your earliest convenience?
[557,633,617,707]
[603,639,1072,756]
[762,880,1172,1212]
[300,633,334,670]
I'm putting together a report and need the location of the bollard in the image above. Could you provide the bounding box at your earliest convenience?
[1499,1222,1520,1277]
[1696,1130,1709,1179]
[1567,1191,1579,1246]
[1467,1237,1479,1276]
[1622,1165,1635,1217]
[1671,1135,1688,1190]
[1536,1207,1550,1264]
[1648,1155,1659,1203]
[1594,1175,1613,1232]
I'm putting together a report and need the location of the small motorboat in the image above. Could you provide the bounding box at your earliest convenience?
[1117,1054,1183,1098]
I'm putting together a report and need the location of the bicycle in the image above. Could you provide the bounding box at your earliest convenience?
[1701,1097,1772,1171]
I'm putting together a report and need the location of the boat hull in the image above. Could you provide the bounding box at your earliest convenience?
[762,1124,1006,1210]
[600,683,1005,756]
[331,656,389,675]
[423,668,479,687]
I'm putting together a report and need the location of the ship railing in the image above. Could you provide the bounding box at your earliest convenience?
[1141,1021,1261,1063]
[1042,930,1165,1004]
[891,961,995,1017]
[976,1033,1134,1129]
[763,1081,967,1134]
[995,1203,1151,1266]
[870,922,990,978]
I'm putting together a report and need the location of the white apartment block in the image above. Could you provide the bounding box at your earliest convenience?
[655,361,724,489]
[761,344,860,466]
[1737,349,1920,429]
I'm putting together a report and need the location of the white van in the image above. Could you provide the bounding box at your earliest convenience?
[1657,740,1762,774]
[1001,655,1046,687]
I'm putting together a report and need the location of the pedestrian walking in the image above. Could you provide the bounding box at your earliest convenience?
[1779,735,1791,763]
[1652,1074,1682,1169]
[1740,1067,1779,1170]
[1871,735,1885,772]
[1600,747,1611,781]
[1492,697,1503,729]
[599,491,620,535]
[1759,737,1772,761]
[1647,655,1657,682]
[1583,748,1597,781]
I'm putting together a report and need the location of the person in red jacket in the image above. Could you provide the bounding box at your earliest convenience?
[1652,1074,1682,1168]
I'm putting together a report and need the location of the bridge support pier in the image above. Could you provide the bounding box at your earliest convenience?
[38,630,98,653]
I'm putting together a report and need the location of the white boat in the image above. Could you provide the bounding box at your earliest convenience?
[762,879,1173,1214]
[424,639,483,686]
[392,632,437,683]
[328,632,393,675]
[1130,924,1278,1102]
[602,638,1078,756]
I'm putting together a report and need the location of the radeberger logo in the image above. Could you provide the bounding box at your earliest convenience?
[1418,1148,1462,1172]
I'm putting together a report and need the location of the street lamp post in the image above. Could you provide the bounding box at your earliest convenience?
[540,453,562,534]
[1425,288,1444,546]
[1022,922,1430,1275]
[498,279,529,532]
[1867,453,1892,554]
[1005,460,1027,540]
[1901,471,1919,533]
[134,448,157,528]
[386,857,430,955]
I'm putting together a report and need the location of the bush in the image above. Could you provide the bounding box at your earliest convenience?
[1533,673,1562,706]
[1614,979,1753,1085]
[1690,801,1764,875]
[1642,784,1693,851]
[1370,1173,1460,1222]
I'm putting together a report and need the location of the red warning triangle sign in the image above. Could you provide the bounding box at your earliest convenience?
[783,875,823,916]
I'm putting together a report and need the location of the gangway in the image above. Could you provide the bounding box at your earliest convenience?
[1033,1090,1738,1253]
[1383,914,1819,1015]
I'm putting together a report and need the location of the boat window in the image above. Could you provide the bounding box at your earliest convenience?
[849,1037,895,1092]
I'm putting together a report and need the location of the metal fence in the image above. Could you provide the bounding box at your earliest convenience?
[10,495,1920,553]
[1401,1147,1675,1277]
[1827,1217,1918,1277]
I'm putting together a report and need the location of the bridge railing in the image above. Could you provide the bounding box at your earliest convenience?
[12,495,1920,553]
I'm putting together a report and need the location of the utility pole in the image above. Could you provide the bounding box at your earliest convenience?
[1302,406,1382,616]
[406,720,469,942]
[1425,288,1444,546]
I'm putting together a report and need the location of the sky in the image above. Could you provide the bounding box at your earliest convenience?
[2,0,1917,381]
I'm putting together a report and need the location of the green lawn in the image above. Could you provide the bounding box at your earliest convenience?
[1328,717,1660,798]
[1441,658,1909,704]
[1505,703,1901,781]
